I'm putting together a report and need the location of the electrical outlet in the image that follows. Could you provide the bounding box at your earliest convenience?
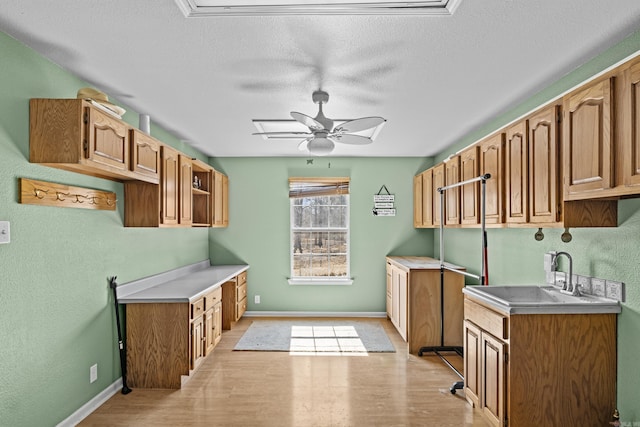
[591,278,606,297]
[605,280,625,302]
[575,275,592,295]
[90,364,98,383]
[254,295,260,304]
[0,221,9,244]
[546,271,556,286]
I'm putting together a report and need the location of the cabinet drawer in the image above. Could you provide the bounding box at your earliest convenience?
[205,287,222,310]
[236,297,247,320]
[237,282,247,303]
[237,271,247,286]
[464,298,509,340]
[191,298,205,319]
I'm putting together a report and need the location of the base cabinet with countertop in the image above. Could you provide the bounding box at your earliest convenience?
[117,263,249,389]
[463,294,617,427]
[386,256,465,354]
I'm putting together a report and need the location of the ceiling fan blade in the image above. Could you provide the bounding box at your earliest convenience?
[331,134,372,145]
[252,131,313,136]
[291,112,325,131]
[337,117,386,133]
[298,138,312,151]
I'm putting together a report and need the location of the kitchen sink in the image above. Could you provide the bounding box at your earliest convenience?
[463,285,621,314]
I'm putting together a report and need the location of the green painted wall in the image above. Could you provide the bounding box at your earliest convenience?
[0,32,210,426]
[432,29,640,420]
[208,157,434,312]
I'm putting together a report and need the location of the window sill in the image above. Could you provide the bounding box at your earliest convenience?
[288,278,354,286]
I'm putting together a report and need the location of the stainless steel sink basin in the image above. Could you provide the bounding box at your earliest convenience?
[463,285,621,314]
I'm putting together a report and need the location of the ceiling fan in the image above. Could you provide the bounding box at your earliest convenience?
[253,90,386,155]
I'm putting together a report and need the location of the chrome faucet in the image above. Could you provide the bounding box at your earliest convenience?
[553,251,579,296]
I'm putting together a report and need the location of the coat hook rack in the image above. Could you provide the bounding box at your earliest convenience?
[19,178,117,211]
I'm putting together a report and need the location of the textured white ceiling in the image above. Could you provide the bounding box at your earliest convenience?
[1,0,640,157]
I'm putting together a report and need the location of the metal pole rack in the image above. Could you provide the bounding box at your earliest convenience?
[418,173,491,394]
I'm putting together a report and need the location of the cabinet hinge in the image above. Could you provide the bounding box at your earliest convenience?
[504,416,508,427]
[504,352,509,364]
[83,139,88,153]
[558,110,563,123]
[83,112,88,124]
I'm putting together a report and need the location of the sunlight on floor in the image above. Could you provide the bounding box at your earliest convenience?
[289,325,369,356]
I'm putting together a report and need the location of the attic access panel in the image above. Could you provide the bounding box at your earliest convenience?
[175,0,462,16]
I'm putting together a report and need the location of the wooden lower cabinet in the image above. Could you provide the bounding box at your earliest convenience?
[204,287,223,354]
[222,270,247,330]
[126,288,226,389]
[386,257,465,354]
[463,296,617,427]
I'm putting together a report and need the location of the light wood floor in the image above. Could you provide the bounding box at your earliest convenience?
[80,317,491,427]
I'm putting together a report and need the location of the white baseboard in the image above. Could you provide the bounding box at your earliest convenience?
[243,311,387,318]
[57,378,123,427]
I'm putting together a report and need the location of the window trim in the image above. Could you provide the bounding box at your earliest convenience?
[288,177,352,284]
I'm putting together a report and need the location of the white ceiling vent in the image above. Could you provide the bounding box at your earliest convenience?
[175,0,462,16]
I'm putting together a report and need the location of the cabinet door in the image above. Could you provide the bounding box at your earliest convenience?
[413,174,423,227]
[432,164,445,226]
[212,171,228,227]
[179,155,193,226]
[422,169,434,227]
[130,130,160,182]
[460,147,479,225]
[190,316,204,370]
[161,146,179,225]
[481,332,507,427]
[505,121,528,224]
[222,174,229,227]
[386,263,393,319]
[213,302,222,346]
[204,309,215,355]
[563,77,614,198]
[445,156,460,225]
[622,60,640,188]
[479,134,505,224]
[396,269,409,341]
[528,105,560,224]
[85,107,129,171]
[463,320,481,408]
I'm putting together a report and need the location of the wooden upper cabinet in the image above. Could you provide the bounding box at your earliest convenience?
[161,145,180,226]
[130,129,160,182]
[460,146,480,225]
[479,133,505,224]
[432,163,445,226]
[179,155,193,226]
[528,105,561,224]
[212,170,229,227]
[413,174,423,228]
[29,99,158,184]
[414,170,434,228]
[619,58,640,189]
[563,77,614,199]
[505,120,528,224]
[422,169,434,227]
[445,156,461,225]
[85,106,129,172]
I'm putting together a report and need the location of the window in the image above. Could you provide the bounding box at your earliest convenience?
[289,178,351,284]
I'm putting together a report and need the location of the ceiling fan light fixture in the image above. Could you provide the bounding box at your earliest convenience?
[307,137,335,156]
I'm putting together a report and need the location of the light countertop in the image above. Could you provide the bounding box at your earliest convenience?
[386,256,465,271]
[117,264,249,304]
